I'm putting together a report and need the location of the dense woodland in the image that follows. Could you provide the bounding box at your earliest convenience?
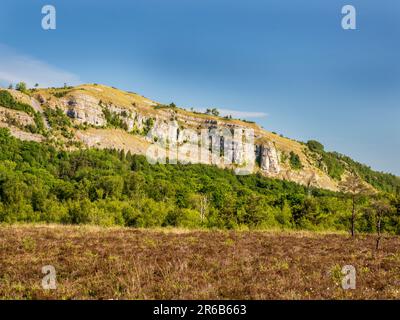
[306,139,400,193]
[0,128,399,234]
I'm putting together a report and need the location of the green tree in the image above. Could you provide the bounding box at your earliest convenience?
[307,140,324,152]
[15,82,28,93]
[289,152,302,170]
[211,108,220,116]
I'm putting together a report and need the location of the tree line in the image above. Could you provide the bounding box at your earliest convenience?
[0,127,399,240]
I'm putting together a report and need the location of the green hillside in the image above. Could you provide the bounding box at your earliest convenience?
[0,127,399,233]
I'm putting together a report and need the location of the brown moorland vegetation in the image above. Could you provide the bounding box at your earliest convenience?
[0,225,400,300]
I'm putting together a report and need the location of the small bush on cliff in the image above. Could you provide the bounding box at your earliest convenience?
[44,107,72,129]
[289,151,303,170]
[307,140,324,152]
[102,108,128,131]
[143,118,154,135]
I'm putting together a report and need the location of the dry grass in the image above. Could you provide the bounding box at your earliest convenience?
[1,224,399,300]
[75,128,150,154]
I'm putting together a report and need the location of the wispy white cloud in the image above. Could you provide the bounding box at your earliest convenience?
[196,107,268,119]
[218,108,268,119]
[0,44,80,88]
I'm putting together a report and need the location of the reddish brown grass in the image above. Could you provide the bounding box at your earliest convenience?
[0,225,399,299]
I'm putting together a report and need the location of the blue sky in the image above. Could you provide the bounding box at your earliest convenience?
[0,0,399,175]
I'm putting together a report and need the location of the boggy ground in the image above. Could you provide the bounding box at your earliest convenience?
[0,224,399,299]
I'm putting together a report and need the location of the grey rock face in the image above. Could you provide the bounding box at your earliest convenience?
[148,119,179,143]
[260,142,280,174]
[48,90,279,175]
[62,94,106,126]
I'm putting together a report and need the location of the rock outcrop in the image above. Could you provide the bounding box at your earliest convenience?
[259,142,280,174]
[62,93,106,126]
[0,107,35,127]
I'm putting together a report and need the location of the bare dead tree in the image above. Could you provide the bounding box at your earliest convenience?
[306,173,318,197]
[369,198,394,250]
[200,195,208,222]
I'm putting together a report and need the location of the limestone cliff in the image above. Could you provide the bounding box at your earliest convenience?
[0,84,353,191]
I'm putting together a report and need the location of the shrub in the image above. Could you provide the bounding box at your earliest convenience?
[307,140,324,152]
[15,82,28,93]
[102,108,128,130]
[289,152,303,170]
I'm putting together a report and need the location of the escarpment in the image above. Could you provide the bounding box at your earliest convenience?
[0,84,349,191]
